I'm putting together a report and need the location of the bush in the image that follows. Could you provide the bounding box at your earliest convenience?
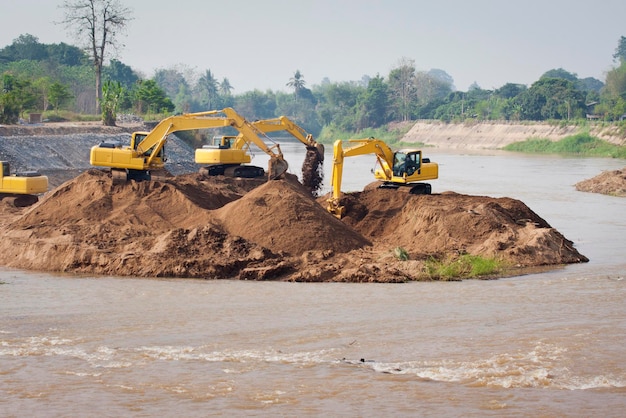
[424,254,504,280]
[503,133,626,158]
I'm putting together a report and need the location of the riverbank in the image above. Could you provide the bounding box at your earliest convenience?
[402,120,626,149]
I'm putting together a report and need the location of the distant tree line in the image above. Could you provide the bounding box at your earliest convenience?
[2,33,626,136]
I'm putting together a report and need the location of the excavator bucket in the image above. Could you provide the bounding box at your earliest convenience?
[307,143,325,162]
[326,198,345,219]
[268,157,289,180]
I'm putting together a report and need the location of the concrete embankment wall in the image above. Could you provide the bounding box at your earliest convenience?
[0,129,197,188]
[402,121,626,149]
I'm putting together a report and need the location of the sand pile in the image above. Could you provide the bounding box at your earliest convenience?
[0,170,588,281]
[337,188,587,267]
[575,167,626,197]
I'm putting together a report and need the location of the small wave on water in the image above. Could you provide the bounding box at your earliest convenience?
[341,342,626,390]
[3,335,625,391]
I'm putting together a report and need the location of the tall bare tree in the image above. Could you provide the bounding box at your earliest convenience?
[60,0,132,115]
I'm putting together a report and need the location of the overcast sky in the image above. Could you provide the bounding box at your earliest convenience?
[1,0,624,93]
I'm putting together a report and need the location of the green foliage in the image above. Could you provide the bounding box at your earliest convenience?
[393,247,409,261]
[133,79,174,114]
[424,254,504,280]
[48,81,73,112]
[4,33,626,133]
[0,34,87,66]
[613,36,626,63]
[101,80,122,125]
[0,73,37,122]
[516,78,585,120]
[104,59,139,89]
[504,133,626,158]
[318,124,406,144]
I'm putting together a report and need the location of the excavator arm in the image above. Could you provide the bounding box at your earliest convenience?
[328,138,395,217]
[247,116,325,160]
[133,110,235,168]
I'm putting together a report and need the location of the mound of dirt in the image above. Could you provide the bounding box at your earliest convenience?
[575,167,626,196]
[215,179,369,255]
[0,171,588,281]
[336,187,586,267]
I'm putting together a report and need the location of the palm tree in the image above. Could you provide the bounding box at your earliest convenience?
[197,70,218,109]
[219,77,233,96]
[286,70,306,101]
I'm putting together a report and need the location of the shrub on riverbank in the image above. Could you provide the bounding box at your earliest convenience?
[424,254,506,281]
[503,133,626,158]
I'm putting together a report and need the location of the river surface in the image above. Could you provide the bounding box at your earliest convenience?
[2,143,626,417]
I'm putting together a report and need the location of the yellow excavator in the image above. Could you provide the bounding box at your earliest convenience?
[327,138,438,218]
[0,161,48,206]
[89,108,288,183]
[195,115,324,175]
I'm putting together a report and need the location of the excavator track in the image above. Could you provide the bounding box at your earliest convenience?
[111,169,128,185]
[224,165,266,178]
[408,183,432,195]
[378,182,431,194]
[0,193,39,207]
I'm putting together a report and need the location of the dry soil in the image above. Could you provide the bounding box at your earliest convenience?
[575,167,626,197]
[0,169,588,281]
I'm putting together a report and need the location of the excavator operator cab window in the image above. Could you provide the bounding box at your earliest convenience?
[392,153,406,176]
[219,138,231,149]
[405,152,421,176]
[132,133,147,150]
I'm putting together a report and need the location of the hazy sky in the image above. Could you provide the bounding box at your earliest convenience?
[1,0,624,93]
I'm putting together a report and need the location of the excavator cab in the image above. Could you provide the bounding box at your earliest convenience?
[392,151,422,178]
[212,136,236,149]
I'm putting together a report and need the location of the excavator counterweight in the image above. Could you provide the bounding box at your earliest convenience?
[0,161,48,207]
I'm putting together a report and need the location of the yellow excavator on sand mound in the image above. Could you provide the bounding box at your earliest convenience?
[195,115,324,174]
[89,108,289,183]
[327,138,438,218]
[0,161,48,207]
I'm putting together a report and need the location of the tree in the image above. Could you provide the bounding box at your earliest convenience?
[100,80,121,125]
[197,69,218,109]
[133,79,174,114]
[0,73,37,123]
[60,0,133,115]
[0,34,48,62]
[540,68,578,82]
[153,67,188,99]
[516,78,584,120]
[104,58,139,89]
[219,77,233,96]
[428,69,455,90]
[48,81,73,113]
[356,74,389,129]
[286,70,306,101]
[613,36,626,63]
[388,58,416,121]
[494,83,526,99]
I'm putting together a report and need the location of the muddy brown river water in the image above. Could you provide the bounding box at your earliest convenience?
[1,147,625,417]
